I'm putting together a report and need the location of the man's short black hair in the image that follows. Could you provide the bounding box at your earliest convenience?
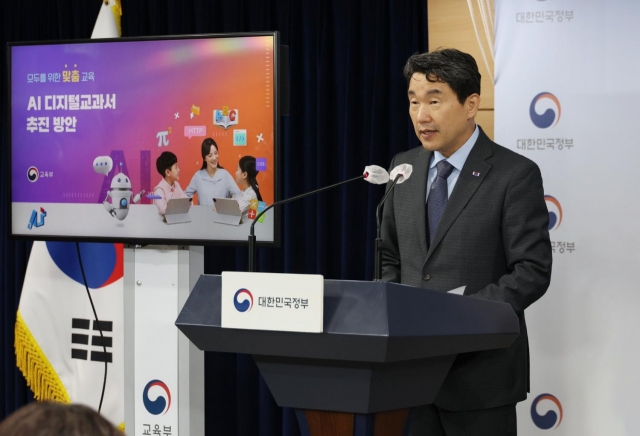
[156,151,177,177]
[403,48,481,104]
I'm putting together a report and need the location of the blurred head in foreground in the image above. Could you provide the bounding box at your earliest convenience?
[0,401,121,436]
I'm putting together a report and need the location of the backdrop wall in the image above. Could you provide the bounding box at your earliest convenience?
[495,1,640,434]
[428,0,495,139]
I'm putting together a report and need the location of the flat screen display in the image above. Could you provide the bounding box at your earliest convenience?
[9,32,279,245]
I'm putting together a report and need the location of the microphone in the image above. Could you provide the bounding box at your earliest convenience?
[388,164,413,183]
[364,165,390,184]
[248,165,389,272]
[374,164,413,281]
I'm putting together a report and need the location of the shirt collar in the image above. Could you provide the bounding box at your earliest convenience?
[430,124,479,171]
[201,168,223,181]
[159,177,174,191]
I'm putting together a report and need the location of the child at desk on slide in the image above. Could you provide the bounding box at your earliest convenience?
[153,151,187,215]
[233,156,263,215]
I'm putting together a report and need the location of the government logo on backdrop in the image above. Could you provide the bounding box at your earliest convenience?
[234,288,254,312]
[530,92,561,128]
[544,195,563,231]
[531,393,563,429]
[143,380,171,415]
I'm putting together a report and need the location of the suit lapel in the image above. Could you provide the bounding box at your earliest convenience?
[407,148,432,260]
[426,131,494,260]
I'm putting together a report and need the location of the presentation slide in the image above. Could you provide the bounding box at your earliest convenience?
[10,34,277,244]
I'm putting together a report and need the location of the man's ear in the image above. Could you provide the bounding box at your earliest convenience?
[466,93,481,120]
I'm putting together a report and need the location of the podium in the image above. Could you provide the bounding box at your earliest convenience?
[176,275,519,435]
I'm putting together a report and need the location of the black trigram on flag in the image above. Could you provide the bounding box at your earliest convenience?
[71,318,113,363]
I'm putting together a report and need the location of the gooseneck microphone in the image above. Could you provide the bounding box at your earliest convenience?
[248,165,389,272]
[374,164,413,281]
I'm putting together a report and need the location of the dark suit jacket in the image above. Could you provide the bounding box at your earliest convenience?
[381,127,552,411]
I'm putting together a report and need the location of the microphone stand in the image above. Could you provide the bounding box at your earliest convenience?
[374,174,402,281]
[248,174,366,272]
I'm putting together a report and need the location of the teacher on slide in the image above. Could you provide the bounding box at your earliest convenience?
[185,137,240,206]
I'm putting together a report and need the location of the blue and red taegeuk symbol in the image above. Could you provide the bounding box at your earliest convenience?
[530,92,561,128]
[27,166,39,182]
[531,393,563,429]
[544,195,563,232]
[45,242,123,288]
[234,288,253,312]
[142,379,171,415]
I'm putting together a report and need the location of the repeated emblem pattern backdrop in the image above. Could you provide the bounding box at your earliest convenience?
[495,0,640,433]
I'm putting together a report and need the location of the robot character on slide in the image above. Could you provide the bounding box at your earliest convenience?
[94,157,144,221]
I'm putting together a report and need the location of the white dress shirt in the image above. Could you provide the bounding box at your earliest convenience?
[426,125,479,202]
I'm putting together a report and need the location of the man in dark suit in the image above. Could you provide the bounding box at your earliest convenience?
[381,49,552,435]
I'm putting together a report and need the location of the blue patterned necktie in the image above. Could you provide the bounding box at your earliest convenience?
[427,160,455,246]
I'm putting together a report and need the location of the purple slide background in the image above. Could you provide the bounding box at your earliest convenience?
[11,36,274,204]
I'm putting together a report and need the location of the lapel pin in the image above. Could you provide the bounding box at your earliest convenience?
[472,171,480,177]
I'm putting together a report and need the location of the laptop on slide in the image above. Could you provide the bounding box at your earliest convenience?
[212,198,243,225]
[164,197,192,224]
